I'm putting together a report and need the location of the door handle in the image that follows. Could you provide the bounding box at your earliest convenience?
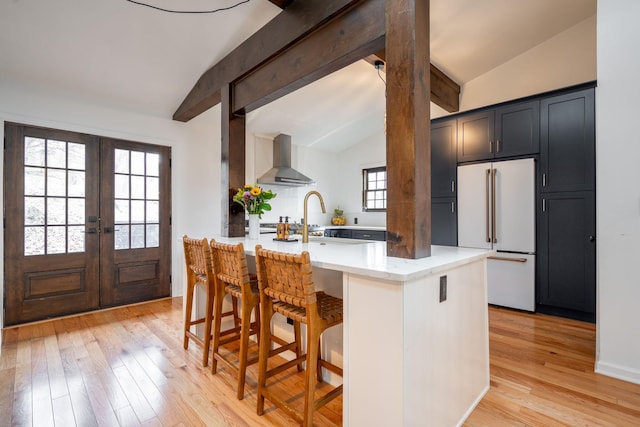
[485,169,491,243]
[104,227,113,234]
[85,227,98,234]
[488,256,527,263]
[491,168,497,243]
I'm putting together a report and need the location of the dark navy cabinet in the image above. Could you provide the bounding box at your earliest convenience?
[537,87,596,322]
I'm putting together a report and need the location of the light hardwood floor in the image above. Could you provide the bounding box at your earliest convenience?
[1,298,639,426]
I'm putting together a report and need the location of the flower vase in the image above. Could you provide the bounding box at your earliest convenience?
[248,214,260,239]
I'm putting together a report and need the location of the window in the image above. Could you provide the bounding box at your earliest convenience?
[23,137,87,255]
[113,148,161,250]
[363,166,387,211]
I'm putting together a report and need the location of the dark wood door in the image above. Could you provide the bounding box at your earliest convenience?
[457,110,494,163]
[494,100,540,158]
[99,138,171,307]
[4,124,171,325]
[4,123,100,325]
[540,88,595,193]
[537,191,596,321]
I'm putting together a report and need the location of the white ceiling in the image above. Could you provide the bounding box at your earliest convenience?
[0,0,596,151]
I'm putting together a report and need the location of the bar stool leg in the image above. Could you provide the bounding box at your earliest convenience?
[294,320,303,372]
[183,280,195,349]
[201,283,215,367]
[210,285,224,374]
[304,327,320,426]
[316,339,323,383]
[257,301,274,416]
[236,302,254,400]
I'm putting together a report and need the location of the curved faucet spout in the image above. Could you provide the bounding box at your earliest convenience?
[303,191,326,243]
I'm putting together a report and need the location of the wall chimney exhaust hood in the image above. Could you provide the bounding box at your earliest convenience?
[257,134,315,186]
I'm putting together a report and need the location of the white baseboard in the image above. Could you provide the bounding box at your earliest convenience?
[456,384,490,427]
[595,360,640,385]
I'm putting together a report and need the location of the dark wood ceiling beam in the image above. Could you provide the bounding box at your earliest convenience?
[268,0,294,8]
[233,0,385,113]
[173,0,363,122]
[364,51,460,112]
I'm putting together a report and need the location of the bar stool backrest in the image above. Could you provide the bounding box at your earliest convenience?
[210,240,251,288]
[183,236,213,281]
[255,246,317,310]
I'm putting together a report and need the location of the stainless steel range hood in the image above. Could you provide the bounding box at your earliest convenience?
[257,134,315,186]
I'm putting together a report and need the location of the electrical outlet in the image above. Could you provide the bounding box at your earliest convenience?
[439,275,447,302]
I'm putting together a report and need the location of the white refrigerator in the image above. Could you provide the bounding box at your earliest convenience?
[457,158,535,311]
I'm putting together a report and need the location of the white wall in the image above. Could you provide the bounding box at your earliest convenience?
[0,80,221,329]
[334,132,387,227]
[595,0,640,384]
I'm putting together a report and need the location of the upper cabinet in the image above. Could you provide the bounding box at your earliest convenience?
[431,118,457,198]
[540,88,595,193]
[457,100,540,163]
[495,100,540,158]
[456,110,494,162]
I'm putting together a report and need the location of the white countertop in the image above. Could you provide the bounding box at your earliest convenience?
[211,234,493,282]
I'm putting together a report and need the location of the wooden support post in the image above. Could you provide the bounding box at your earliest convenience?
[385,0,431,259]
[221,85,246,237]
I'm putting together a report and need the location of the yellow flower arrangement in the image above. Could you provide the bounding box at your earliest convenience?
[232,184,276,218]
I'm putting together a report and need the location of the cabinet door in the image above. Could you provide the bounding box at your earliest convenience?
[432,197,457,246]
[537,191,596,319]
[495,100,540,158]
[540,88,595,192]
[431,119,457,198]
[457,110,494,162]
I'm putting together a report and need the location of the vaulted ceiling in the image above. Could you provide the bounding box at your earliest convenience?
[0,0,595,151]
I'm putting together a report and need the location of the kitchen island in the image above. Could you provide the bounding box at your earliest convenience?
[212,235,492,426]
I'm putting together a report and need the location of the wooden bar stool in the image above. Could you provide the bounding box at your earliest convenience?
[254,245,343,426]
[209,239,262,400]
[182,235,238,367]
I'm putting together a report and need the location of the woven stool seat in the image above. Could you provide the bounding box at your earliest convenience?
[255,245,343,427]
[272,291,343,325]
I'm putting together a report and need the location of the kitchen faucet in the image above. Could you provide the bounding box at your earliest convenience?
[302,190,326,243]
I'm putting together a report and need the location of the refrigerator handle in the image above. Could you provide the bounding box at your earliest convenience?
[485,169,491,242]
[491,168,497,243]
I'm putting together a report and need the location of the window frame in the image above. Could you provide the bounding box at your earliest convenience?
[362,166,387,212]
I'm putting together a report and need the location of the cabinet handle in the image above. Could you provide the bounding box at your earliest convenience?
[542,173,547,187]
[542,199,546,212]
[451,181,455,193]
[451,201,455,213]
[489,140,493,153]
[496,139,501,153]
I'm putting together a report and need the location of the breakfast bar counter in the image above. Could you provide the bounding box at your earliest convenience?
[212,235,492,426]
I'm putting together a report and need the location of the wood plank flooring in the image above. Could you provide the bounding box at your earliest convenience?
[1,298,639,426]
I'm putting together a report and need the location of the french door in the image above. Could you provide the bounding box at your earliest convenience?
[4,123,171,325]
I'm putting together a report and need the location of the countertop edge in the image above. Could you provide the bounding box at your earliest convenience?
[210,235,494,282]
